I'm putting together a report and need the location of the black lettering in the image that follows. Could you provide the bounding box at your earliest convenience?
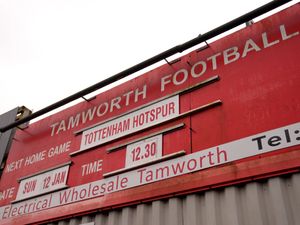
[294,130,300,141]
[252,135,266,150]
[268,136,281,147]
[284,129,291,143]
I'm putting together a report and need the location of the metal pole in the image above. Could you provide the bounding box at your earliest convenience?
[0,0,292,133]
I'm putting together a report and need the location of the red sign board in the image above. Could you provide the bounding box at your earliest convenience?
[1,4,300,224]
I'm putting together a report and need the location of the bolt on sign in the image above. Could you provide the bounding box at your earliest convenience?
[1,3,300,225]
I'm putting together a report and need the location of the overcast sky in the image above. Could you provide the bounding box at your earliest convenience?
[0,0,297,120]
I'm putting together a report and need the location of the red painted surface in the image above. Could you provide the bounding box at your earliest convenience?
[1,3,300,224]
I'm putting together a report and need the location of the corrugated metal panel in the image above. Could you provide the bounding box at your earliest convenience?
[43,173,300,225]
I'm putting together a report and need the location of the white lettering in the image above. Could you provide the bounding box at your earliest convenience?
[24,151,46,166]
[123,90,134,106]
[173,69,188,85]
[161,74,172,92]
[280,24,299,40]
[207,53,221,70]
[191,60,207,78]
[5,159,24,173]
[0,187,15,200]
[223,46,240,64]
[56,121,66,135]
[110,97,121,112]
[134,85,147,102]
[50,86,148,136]
[48,141,71,158]
[67,113,80,130]
[81,160,103,176]
[97,102,109,117]
[50,122,59,136]
[262,32,279,48]
[82,107,96,124]
[49,24,300,137]
[242,39,261,58]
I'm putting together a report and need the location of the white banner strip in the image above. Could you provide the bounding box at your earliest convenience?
[125,134,163,168]
[80,95,179,151]
[15,165,69,202]
[1,122,300,219]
